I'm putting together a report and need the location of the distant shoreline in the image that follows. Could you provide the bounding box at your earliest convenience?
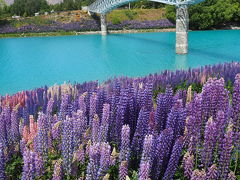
[0,28,176,38]
[0,27,239,38]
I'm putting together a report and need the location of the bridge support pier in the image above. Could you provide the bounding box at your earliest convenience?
[100,14,107,36]
[176,5,189,54]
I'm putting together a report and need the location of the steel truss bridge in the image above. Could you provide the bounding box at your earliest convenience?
[87,0,206,54]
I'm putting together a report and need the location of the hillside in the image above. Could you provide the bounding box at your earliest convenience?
[0,8,174,36]
[1,8,168,27]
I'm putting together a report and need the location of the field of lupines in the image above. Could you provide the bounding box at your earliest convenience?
[0,19,174,34]
[0,62,240,179]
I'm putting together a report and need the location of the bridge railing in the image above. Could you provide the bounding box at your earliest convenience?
[88,0,205,13]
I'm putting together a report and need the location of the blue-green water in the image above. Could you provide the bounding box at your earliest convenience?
[0,30,240,95]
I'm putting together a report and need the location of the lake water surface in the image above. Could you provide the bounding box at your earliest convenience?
[0,30,240,95]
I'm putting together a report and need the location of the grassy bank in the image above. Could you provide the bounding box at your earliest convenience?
[107,9,165,22]
[0,8,175,38]
[0,9,167,28]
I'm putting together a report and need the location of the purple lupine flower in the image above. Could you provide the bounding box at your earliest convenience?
[35,153,44,177]
[152,128,174,179]
[66,102,74,117]
[97,143,111,179]
[3,106,11,146]
[218,124,233,180]
[85,140,91,157]
[98,104,110,142]
[0,107,10,148]
[126,83,137,135]
[141,82,153,110]
[46,98,54,129]
[140,135,153,164]
[183,152,194,179]
[20,139,26,155]
[0,114,7,147]
[163,136,184,180]
[52,159,62,180]
[21,148,36,180]
[78,93,87,115]
[46,98,54,115]
[10,108,20,144]
[62,116,74,174]
[206,164,218,180]
[138,135,153,180]
[21,148,31,180]
[89,93,97,127]
[114,88,128,143]
[37,112,48,161]
[52,121,62,140]
[58,94,69,121]
[22,107,29,126]
[184,115,194,145]
[86,143,100,180]
[166,100,186,140]
[232,73,240,147]
[186,94,203,154]
[154,85,174,132]
[165,85,174,112]
[108,94,119,142]
[0,143,5,180]
[201,117,217,169]
[29,150,36,179]
[96,88,107,119]
[227,171,236,180]
[74,144,85,164]
[119,161,128,180]
[215,111,227,148]
[119,124,130,162]
[138,161,150,180]
[190,169,206,180]
[73,110,87,150]
[201,78,229,120]
[91,114,100,143]
[131,107,150,157]
[43,89,48,112]
[154,93,167,132]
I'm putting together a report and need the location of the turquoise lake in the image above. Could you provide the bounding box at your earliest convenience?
[0,29,240,95]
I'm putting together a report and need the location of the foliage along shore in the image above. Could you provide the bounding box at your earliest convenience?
[0,62,240,179]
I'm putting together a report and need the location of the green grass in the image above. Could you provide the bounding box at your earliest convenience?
[0,31,80,38]
[10,16,52,28]
[107,8,166,23]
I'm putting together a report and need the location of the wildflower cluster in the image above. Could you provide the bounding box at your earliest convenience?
[0,62,239,179]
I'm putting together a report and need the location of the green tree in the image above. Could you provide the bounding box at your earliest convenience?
[166,0,240,30]
[63,0,75,10]
[0,7,2,19]
[10,0,49,16]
